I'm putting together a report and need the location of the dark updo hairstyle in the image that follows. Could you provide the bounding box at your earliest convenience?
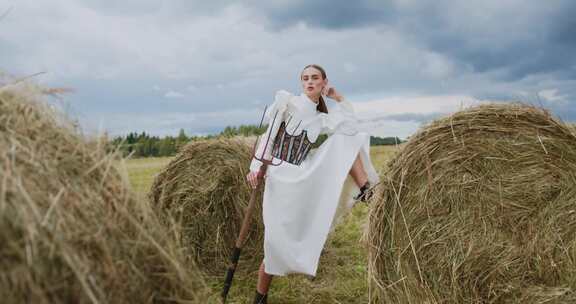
[301,64,328,114]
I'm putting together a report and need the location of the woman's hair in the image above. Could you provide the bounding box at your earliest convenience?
[301,64,328,114]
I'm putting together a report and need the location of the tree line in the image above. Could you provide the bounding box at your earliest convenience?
[109,124,403,158]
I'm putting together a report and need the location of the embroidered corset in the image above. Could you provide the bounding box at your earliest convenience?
[271,121,314,165]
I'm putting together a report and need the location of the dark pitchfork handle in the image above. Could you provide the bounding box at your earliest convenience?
[220,165,266,303]
[221,106,301,303]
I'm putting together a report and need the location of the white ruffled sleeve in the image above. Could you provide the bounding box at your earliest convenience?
[249,90,293,172]
[318,98,358,136]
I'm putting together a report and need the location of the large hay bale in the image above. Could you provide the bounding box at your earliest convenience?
[0,80,209,303]
[367,103,576,303]
[149,138,264,276]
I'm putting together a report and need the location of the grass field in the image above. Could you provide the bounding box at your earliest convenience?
[125,144,400,303]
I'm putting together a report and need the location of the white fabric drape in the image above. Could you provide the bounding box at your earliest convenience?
[249,90,379,276]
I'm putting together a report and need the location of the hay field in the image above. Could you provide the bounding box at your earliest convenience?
[125,144,399,304]
[0,81,209,303]
[367,104,576,303]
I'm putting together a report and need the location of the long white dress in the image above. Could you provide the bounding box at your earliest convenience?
[249,90,379,277]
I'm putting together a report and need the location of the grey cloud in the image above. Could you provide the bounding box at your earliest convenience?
[246,1,396,30]
[79,0,235,17]
[85,107,261,137]
[358,112,446,125]
[381,112,445,123]
[2,0,575,138]
[26,0,576,87]
[548,3,576,47]
[248,1,576,83]
[0,39,21,65]
[79,1,165,15]
[400,1,576,81]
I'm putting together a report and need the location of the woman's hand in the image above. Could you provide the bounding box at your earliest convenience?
[246,170,260,189]
[321,83,344,102]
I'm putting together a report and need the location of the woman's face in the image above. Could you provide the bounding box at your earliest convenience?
[301,67,326,98]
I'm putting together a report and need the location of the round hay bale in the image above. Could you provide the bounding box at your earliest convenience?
[367,103,576,303]
[0,80,209,303]
[149,137,264,276]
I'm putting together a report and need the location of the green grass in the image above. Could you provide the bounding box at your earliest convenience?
[125,156,173,195]
[125,145,399,303]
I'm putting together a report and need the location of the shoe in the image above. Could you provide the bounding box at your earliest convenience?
[253,290,268,304]
[354,181,374,203]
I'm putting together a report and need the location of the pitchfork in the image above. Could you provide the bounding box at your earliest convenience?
[220,106,302,303]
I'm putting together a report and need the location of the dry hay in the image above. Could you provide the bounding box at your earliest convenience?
[0,79,209,303]
[149,137,264,276]
[367,103,576,303]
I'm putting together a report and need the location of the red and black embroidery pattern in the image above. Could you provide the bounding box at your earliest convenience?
[271,121,314,165]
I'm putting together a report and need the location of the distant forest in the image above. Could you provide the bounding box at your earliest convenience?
[109,124,403,158]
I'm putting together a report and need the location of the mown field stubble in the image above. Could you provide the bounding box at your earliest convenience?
[125,144,399,304]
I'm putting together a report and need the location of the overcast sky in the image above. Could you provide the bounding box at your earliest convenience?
[1,0,575,139]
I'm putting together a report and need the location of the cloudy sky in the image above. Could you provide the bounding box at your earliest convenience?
[1,0,575,139]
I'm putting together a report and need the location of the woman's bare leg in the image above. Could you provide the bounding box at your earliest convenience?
[257,260,273,294]
[349,153,368,188]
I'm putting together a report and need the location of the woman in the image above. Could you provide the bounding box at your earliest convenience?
[246,64,379,304]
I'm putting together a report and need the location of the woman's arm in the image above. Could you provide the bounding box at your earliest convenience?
[318,86,357,135]
[322,84,355,114]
